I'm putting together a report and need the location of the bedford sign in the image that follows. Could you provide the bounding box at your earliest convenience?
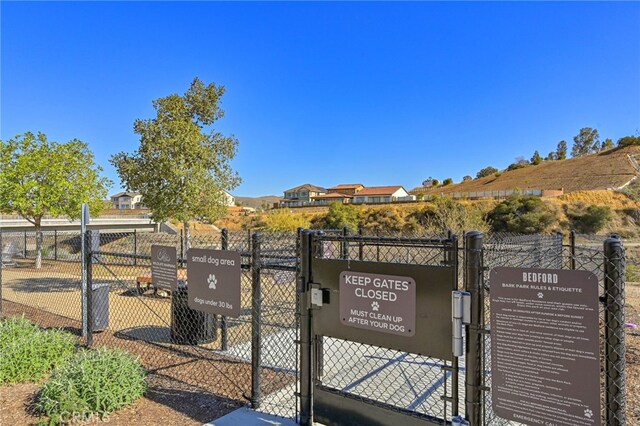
[151,245,177,291]
[187,248,241,318]
[340,271,415,336]
[490,267,600,426]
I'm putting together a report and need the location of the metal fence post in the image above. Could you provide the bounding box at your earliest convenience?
[220,228,229,351]
[555,231,564,269]
[23,230,27,258]
[133,230,137,266]
[179,229,184,268]
[299,230,314,426]
[54,230,58,261]
[358,225,364,261]
[464,231,484,425]
[85,230,94,348]
[341,226,349,260]
[603,236,626,425]
[251,232,262,409]
[570,230,576,270]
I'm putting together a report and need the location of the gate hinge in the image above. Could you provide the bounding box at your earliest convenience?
[452,291,471,357]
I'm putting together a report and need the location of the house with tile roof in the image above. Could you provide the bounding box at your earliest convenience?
[326,184,364,196]
[281,184,327,207]
[110,192,144,209]
[352,186,414,204]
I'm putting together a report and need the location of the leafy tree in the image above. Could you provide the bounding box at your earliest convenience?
[617,135,640,147]
[111,78,241,248]
[476,166,499,179]
[324,202,359,231]
[462,175,472,182]
[432,179,440,186]
[487,195,558,233]
[556,140,567,160]
[600,138,614,151]
[0,132,111,268]
[530,150,542,165]
[571,127,600,157]
[442,178,453,186]
[545,152,558,161]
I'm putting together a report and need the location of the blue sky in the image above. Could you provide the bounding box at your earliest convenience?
[2,1,639,197]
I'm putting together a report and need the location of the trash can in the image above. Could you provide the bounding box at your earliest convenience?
[170,284,217,345]
[92,283,110,331]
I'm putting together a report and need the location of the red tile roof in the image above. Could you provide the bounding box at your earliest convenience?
[354,186,404,196]
[312,192,351,199]
[328,184,364,190]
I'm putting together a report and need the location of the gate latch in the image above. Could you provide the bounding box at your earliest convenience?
[309,283,329,308]
[452,291,471,357]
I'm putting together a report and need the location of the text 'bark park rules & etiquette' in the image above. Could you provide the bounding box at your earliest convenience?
[340,271,416,337]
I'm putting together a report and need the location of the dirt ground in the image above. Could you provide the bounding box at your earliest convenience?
[625,282,640,422]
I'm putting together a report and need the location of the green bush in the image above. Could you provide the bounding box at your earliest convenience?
[36,348,146,424]
[323,202,360,231]
[565,203,612,233]
[0,316,76,384]
[488,195,558,233]
[262,209,311,231]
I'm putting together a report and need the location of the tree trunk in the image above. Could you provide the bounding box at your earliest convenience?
[35,228,43,269]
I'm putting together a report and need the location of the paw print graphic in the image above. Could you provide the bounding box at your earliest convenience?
[207,274,217,290]
[537,292,544,299]
[584,409,593,419]
[371,301,380,312]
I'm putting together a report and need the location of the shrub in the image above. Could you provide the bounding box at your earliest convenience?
[360,206,404,234]
[36,348,146,424]
[488,195,558,233]
[442,178,453,186]
[323,202,360,231]
[407,197,490,235]
[476,166,498,179]
[565,203,612,234]
[262,209,311,231]
[0,316,76,384]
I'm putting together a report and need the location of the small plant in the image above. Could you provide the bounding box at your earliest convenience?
[36,348,146,424]
[0,316,76,384]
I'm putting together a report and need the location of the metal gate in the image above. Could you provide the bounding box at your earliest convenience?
[298,230,461,425]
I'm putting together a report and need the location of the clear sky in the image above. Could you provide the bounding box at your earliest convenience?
[2,1,639,197]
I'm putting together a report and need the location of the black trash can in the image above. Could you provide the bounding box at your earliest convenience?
[170,285,217,345]
[92,283,110,331]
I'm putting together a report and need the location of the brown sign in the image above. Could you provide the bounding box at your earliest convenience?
[187,248,241,318]
[151,245,177,291]
[340,271,416,337]
[490,267,601,426]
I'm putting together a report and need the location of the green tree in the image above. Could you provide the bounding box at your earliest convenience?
[617,135,640,147]
[323,202,360,231]
[556,140,567,160]
[600,138,614,151]
[442,178,453,186]
[462,175,473,182]
[530,150,542,165]
[0,132,111,268]
[432,179,440,186]
[111,78,241,248]
[487,195,557,233]
[476,166,498,179]
[571,127,600,157]
[545,152,558,161]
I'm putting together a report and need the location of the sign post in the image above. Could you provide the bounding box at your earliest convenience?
[81,203,89,337]
[151,245,178,291]
[490,267,601,425]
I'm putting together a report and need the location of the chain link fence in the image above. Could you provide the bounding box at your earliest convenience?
[0,228,628,425]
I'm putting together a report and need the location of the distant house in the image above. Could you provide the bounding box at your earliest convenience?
[311,192,352,205]
[282,184,327,207]
[352,186,414,204]
[327,184,364,196]
[111,192,144,209]
[222,191,235,207]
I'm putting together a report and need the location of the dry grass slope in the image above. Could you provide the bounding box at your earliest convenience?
[412,146,640,195]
